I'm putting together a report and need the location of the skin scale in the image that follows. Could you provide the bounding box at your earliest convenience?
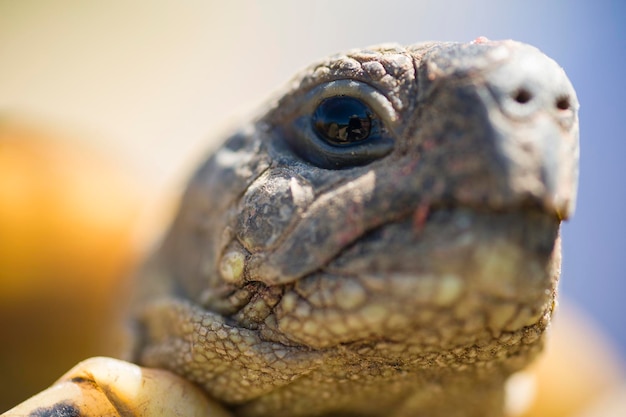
[3,39,579,417]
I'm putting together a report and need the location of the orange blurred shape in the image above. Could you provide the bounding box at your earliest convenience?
[510,302,626,417]
[0,117,147,411]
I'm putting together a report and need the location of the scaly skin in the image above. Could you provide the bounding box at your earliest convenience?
[2,39,579,417]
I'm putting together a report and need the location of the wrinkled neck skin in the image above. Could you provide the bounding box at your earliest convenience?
[134,39,577,417]
[137,223,560,417]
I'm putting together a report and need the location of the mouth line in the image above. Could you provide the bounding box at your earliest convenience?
[203,202,559,338]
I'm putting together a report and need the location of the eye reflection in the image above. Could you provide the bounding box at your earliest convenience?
[313,96,372,145]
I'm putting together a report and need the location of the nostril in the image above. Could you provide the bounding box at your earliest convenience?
[555,95,571,111]
[512,88,533,104]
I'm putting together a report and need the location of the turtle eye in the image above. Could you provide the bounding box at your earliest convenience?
[313,96,372,145]
[280,80,397,169]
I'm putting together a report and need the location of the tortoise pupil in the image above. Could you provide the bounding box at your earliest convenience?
[313,96,372,145]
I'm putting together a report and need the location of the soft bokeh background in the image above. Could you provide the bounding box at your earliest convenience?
[1,0,625,412]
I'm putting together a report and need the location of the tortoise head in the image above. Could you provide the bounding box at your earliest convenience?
[136,39,578,413]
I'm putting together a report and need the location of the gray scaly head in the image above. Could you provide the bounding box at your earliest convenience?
[135,39,579,417]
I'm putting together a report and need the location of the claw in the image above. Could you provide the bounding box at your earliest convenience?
[2,357,231,417]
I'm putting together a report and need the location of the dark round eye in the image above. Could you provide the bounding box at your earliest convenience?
[313,96,372,145]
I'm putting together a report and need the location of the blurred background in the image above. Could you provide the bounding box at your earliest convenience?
[1,1,625,415]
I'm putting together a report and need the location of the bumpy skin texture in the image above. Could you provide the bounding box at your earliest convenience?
[134,39,579,417]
